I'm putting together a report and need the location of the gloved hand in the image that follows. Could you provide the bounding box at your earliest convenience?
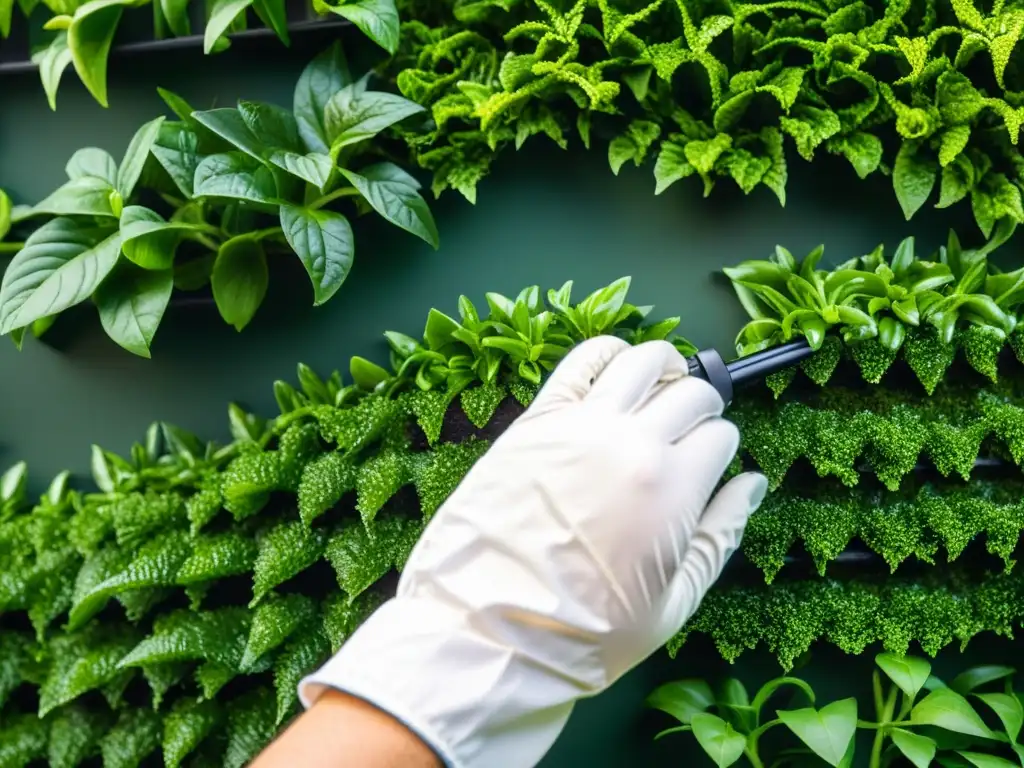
[300,337,768,767]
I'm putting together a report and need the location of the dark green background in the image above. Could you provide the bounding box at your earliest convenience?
[0,28,1017,766]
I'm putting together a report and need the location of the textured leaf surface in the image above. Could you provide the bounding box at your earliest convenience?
[298,451,356,527]
[225,689,278,768]
[163,698,222,768]
[176,530,258,585]
[100,708,161,768]
[118,607,251,668]
[414,440,488,519]
[240,593,317,670]
[251,520,326,603]
[274,628,331,724]
[47,704,111,768]
[355,450,412,525]
[39,624,140,716]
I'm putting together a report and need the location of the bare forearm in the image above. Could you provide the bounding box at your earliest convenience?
[251,689,441,768]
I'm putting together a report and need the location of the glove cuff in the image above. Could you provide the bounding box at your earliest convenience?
[299,596,577,768]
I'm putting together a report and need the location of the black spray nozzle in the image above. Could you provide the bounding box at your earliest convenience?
[686,339,815,405]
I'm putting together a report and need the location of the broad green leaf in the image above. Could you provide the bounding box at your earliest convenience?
[294,42,352,154]
[321,0,399,52]
[0,221,120,334]
[324,89,424,150]
[280,204,354,305]
[68,0,132,107]
[119,205,194,269]
[204,0,254,53]
[646,679,714,724]
[33,175,117,217]
[150,122,202,199]
[653,139,695,195]
[211,235,269,331]
[252,0,288,45]
[33,32,73,111]
[893,141,937,220]
[193,151,279,204]
[117,116,165,198]
[66,147,117,184]
[160,0,190,36]
[0,714,48,767]
[890,729,936,768]
[876,653,931,699]
[340,163,439,248]
[690,712,746,768]
[828,132,882,180]
[974,693,1023,741]
[911,688,993,738]
[951,666,1016,694]
[778,698,857,767]
[958,752,1018,768]
[94,261,173,358]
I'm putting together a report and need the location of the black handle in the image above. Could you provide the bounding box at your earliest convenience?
[686,339,814,404]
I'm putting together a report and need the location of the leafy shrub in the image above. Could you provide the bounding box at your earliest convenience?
[0,276,690,766]
[0,45,437,356]
[649,653,1023,768]
[381,0,1024,236]
[6,0,400,109]
[726,226,1024,392]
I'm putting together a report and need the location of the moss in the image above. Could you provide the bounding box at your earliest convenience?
[460,384,507,429]
[800,336,842,386]
[849,339,898,383]
[903,329,956,395]
[765,368,796,398]
[960,325,1004,383]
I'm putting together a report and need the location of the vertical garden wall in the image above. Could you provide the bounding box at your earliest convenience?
[5,0,1024,766]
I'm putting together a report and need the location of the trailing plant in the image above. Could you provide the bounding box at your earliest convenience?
[668,568,1024,669]
[9,0,400,110]
[744,479,1024,581]
[0,44,438,356]
[0,275,694,766]
[649,654,1024,768]
[733,379,1024,489]
[726,224,1024,393]
[380,0,1024,236]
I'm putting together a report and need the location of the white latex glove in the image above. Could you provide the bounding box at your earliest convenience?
[300,337,768,767]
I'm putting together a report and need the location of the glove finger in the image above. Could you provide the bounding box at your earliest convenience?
[653,472,768,641]
[528,335,630,414]
[585,340,689,414]
[633,375,724,444]
[667,417,740,529]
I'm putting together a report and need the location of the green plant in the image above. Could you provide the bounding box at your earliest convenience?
[733,379,1024,489]
[0,44,437,356]
[380,0,1024,237]
[650,654,1024,768]
[744,479,1024,581]
[0,276,690,766]
[14,0,401,110]
[669,569,1024,669]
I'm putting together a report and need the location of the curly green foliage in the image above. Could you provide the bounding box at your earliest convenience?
[734,380,1024,488]
[384,0,1024,236]
[745,480,1024,580]
[671,570,1024,670]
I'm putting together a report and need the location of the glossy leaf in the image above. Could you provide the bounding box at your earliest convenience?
[322,0,399,53]
[94,262,173,358]
[340,163,439,248]
[324,89,425,151]
[876,653,931,699]
[646,679,715,724]
[280,204,354,305]
[911,688,993,738]
[212,235,269,331]
[690,713,746,768]
[777,698,857,767]
[890,728,936,768]
[294,41,352,153]
[68,0,131,107]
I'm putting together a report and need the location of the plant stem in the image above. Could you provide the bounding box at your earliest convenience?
[869,684,899,768]
[310,186,359,210]
[745,740,766,768]
[0,241,24,253]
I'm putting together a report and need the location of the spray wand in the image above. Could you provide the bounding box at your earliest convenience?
[685,339,815,406]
